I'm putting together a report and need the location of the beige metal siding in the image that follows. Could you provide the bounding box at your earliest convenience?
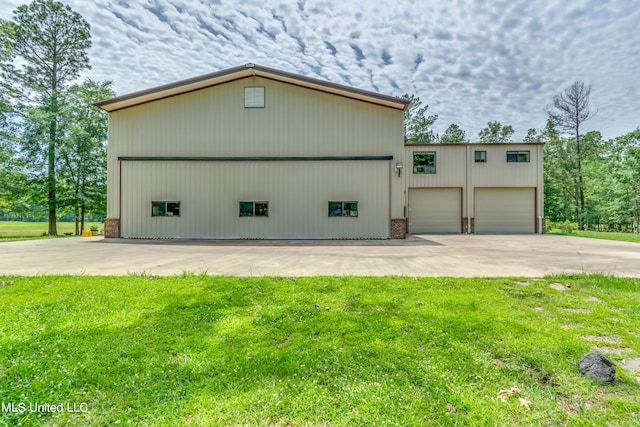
[404,146,466,188]
[475,188,535,233]
[472,145,539,187]
[408,188,461,233]
[120,160,390,238]
[107,76,405,220]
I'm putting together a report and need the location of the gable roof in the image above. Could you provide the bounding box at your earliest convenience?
[94,63,410,112]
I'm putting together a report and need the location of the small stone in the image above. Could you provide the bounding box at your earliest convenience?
[578,351,616,382]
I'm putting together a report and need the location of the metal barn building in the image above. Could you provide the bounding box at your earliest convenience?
[96,64,544,239]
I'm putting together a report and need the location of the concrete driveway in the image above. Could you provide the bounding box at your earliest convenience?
[1,234,639,277]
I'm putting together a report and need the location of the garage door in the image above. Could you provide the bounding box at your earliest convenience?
[475,188,534,233]
[409,188,461,233]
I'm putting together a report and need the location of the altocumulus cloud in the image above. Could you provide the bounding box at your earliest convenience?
[1,0,638,140]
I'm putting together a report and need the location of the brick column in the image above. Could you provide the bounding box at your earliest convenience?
[470,218,475,234]
[104,218,120,238]
[391,218,407,239]
[462,218,468,234]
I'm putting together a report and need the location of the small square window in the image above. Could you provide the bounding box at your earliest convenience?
[152,201,180,217]
[475,151,487,163]
[328,201,358,217]
[413,152,436,174]
[239,201,269,217]
[244,87,265,108]
[507,151,530,162]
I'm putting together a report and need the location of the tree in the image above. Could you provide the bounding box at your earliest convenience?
[547,81,596,230]
[440,123,466,143]
[401,93,438,143]
[523,128,539,142]
[58,79,113,234]
[1,0,91,235]
[478,121,514,143]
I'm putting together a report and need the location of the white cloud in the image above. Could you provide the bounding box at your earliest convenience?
[0,0,638,139]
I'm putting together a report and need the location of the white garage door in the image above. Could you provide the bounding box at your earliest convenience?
[475,188,535,233]
[409,188,461,233]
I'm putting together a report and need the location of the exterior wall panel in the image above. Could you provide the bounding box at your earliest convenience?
[107,76,404,220]
[120,160,390,239]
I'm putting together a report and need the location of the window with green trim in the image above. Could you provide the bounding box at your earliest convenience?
[152,201,180,217]
[239,201,269,217]
[507,151,530,162]
[328,201,358,217]
[413,152,436,174]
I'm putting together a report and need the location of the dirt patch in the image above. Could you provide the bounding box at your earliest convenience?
[556,394,579,416]
[533,306,544,311]
[593,346,632,354]
[493,358,507,368]
[563,308,591,314]
[622,358,640,372]
[560,324,578,330]
[514,281,531,286]
[550,283,571,291]
[584,295,602,302]
[581,335,621,344]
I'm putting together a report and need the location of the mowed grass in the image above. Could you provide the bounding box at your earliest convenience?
[547,229,640,243]
[0,221,102,239]
[0,275,639,426]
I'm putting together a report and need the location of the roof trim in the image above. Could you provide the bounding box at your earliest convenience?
[117,156,394,162]
[404,142,546,146]
[95,63,410,112]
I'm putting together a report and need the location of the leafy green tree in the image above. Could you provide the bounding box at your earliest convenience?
[523,128,539,142]
[1,0,91,235]
[478,121,514,143]
[401,94,438,143]
[58,80,113,234]
[440,123,466,143]
[547,81,596,230]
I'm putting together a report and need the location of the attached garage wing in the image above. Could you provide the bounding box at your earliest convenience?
[474,188,535,233]
[408,188,462,233]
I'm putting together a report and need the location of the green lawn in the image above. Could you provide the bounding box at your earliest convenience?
[0,275,638,426]
[547,229,640,243]
[0,221,103,239]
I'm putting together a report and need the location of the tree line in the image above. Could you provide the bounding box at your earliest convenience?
[0,0,638,235]
[402,85,639,233]
[0,0,114,235]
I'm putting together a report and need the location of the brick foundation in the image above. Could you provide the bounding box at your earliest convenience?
[391,218,407,239]
[462,218,468,234]
[542,217,546,234]
[104,218,120,238]
[470,218,475,234]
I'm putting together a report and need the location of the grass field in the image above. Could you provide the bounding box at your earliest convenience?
[0,275,638,426]
[547,229,640,243]
[0,221,103,238]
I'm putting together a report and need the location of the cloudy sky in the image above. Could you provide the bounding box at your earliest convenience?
[1,0,638,140]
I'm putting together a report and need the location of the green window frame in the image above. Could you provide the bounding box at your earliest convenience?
[507,151,530,163]
[328,201,358,217]
[475,150,487,163]
[239,201,269,217]
[152,201,180,217]
[413,152,436,174]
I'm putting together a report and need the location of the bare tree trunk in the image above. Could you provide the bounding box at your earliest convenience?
[81,204,85,233]
[48,119,57,236]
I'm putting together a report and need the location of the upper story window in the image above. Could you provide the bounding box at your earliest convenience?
[475,151,487,163]
[413,152,436,174]
[507,151,530,163]
[244,87,265,108]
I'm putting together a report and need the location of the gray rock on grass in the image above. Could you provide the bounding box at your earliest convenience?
[578,351,616,382]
